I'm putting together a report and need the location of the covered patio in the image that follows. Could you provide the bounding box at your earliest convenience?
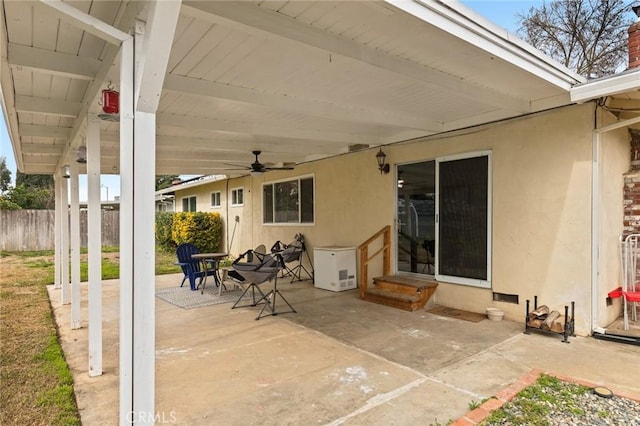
[6,1,640,422]
[49,274,640,425]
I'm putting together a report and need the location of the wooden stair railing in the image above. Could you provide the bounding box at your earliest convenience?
[357,225,391,299]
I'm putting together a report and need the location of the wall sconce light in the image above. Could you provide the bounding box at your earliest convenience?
[62,165,71,178]
[376,148,390,174]
[76,146,87,163]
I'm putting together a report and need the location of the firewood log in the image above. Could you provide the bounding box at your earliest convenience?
[541,310,561,331]
[549,316,565,333]
[527,318,543,329]
[528,305,549,321]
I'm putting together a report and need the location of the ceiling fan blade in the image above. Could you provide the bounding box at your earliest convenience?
[265,166,295,170]
[223,162,250,169]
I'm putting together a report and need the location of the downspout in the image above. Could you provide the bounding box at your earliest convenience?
[591,123,600,333]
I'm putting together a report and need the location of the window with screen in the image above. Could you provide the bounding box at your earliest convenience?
[263,176,314,224]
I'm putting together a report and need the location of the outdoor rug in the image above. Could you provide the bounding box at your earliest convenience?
[427,305,486,322]
[155,285,245,309]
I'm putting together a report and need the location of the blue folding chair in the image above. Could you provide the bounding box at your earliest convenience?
[175,243,216,291]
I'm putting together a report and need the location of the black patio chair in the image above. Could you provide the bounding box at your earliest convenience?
[175,243,216,291]
[231,248,296,320]
[270,234,313,283]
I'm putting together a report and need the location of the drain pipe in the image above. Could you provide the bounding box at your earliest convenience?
[591,128,601,333]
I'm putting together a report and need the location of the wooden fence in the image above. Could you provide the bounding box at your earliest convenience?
[0,210,120,251]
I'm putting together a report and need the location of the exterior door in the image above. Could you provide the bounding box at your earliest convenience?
[396,151,492,288]
[396,161,436,275]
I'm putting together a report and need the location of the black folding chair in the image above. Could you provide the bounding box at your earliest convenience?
[231,249,296,320]
[270,234,313,283]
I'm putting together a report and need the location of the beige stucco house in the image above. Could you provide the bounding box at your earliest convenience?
[162,98,635,337]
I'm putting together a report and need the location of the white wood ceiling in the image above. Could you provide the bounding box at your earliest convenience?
[1,0,585,176]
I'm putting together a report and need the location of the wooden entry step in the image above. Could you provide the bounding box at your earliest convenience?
[363,275,438,311]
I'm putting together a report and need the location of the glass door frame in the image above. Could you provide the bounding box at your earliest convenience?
[394,159,436,279]
[394,150,492,289]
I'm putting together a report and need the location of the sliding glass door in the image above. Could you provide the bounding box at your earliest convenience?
[396,151,491,288]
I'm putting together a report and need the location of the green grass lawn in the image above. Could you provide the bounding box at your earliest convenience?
[0,246,180,425]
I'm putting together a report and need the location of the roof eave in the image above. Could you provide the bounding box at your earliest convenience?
[570,68,640,103]
[386,0,585,90]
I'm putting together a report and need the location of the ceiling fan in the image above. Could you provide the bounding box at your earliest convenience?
[224,150,295,175]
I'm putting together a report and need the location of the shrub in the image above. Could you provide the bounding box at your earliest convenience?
[0,196,21,210]
[171,212,223,253]
[155,212,175,251]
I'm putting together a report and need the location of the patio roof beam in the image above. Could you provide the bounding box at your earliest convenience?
[595,114,640,134]
[163,74,443,132]
[0,0,22,171]
[20,155,62,165]
[53,1,144,172]
[20,144,65,155]
[181,1,530,114]
[154,136,342,156]
[157,113,386,145]
[37,0,130,46]
[19,124,71,139]
[7,43,100,81]
[15,95,81,118]
[134,1,181,113]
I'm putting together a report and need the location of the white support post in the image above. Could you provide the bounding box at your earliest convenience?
[119,2,179,420]
[54,173,62,289]
[87,115,102,376]
[132,110,156,423]
[60,174,70,305]
[119,36,134,425]
[69,162,81,329]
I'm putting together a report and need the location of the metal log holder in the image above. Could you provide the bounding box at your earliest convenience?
[524,296,575,343]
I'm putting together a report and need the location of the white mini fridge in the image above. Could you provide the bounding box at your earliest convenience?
[314,246,357,292]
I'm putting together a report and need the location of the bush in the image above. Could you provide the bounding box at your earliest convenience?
[170,212,223,253]
[155,212,175,251]
[0,197,21,210]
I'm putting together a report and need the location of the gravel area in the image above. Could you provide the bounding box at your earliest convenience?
[482,375,640,426]
[537,391,640,426]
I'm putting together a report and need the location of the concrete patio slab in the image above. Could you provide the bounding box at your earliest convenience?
[48,273,640,425]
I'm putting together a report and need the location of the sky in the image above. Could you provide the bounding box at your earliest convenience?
[0,1,542,202]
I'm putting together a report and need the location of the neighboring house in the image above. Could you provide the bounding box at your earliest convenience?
[154,194,174,212]
[155,175,227,213]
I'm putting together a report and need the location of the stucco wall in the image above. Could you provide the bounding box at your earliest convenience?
[388,104,594,333]
[174,103,609,335]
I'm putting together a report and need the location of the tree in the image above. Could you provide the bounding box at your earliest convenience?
[517,0,635,78]
[0,157,12,193]
[10,171,55,209]
[156,175,179,191]
[16,171,54,189]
